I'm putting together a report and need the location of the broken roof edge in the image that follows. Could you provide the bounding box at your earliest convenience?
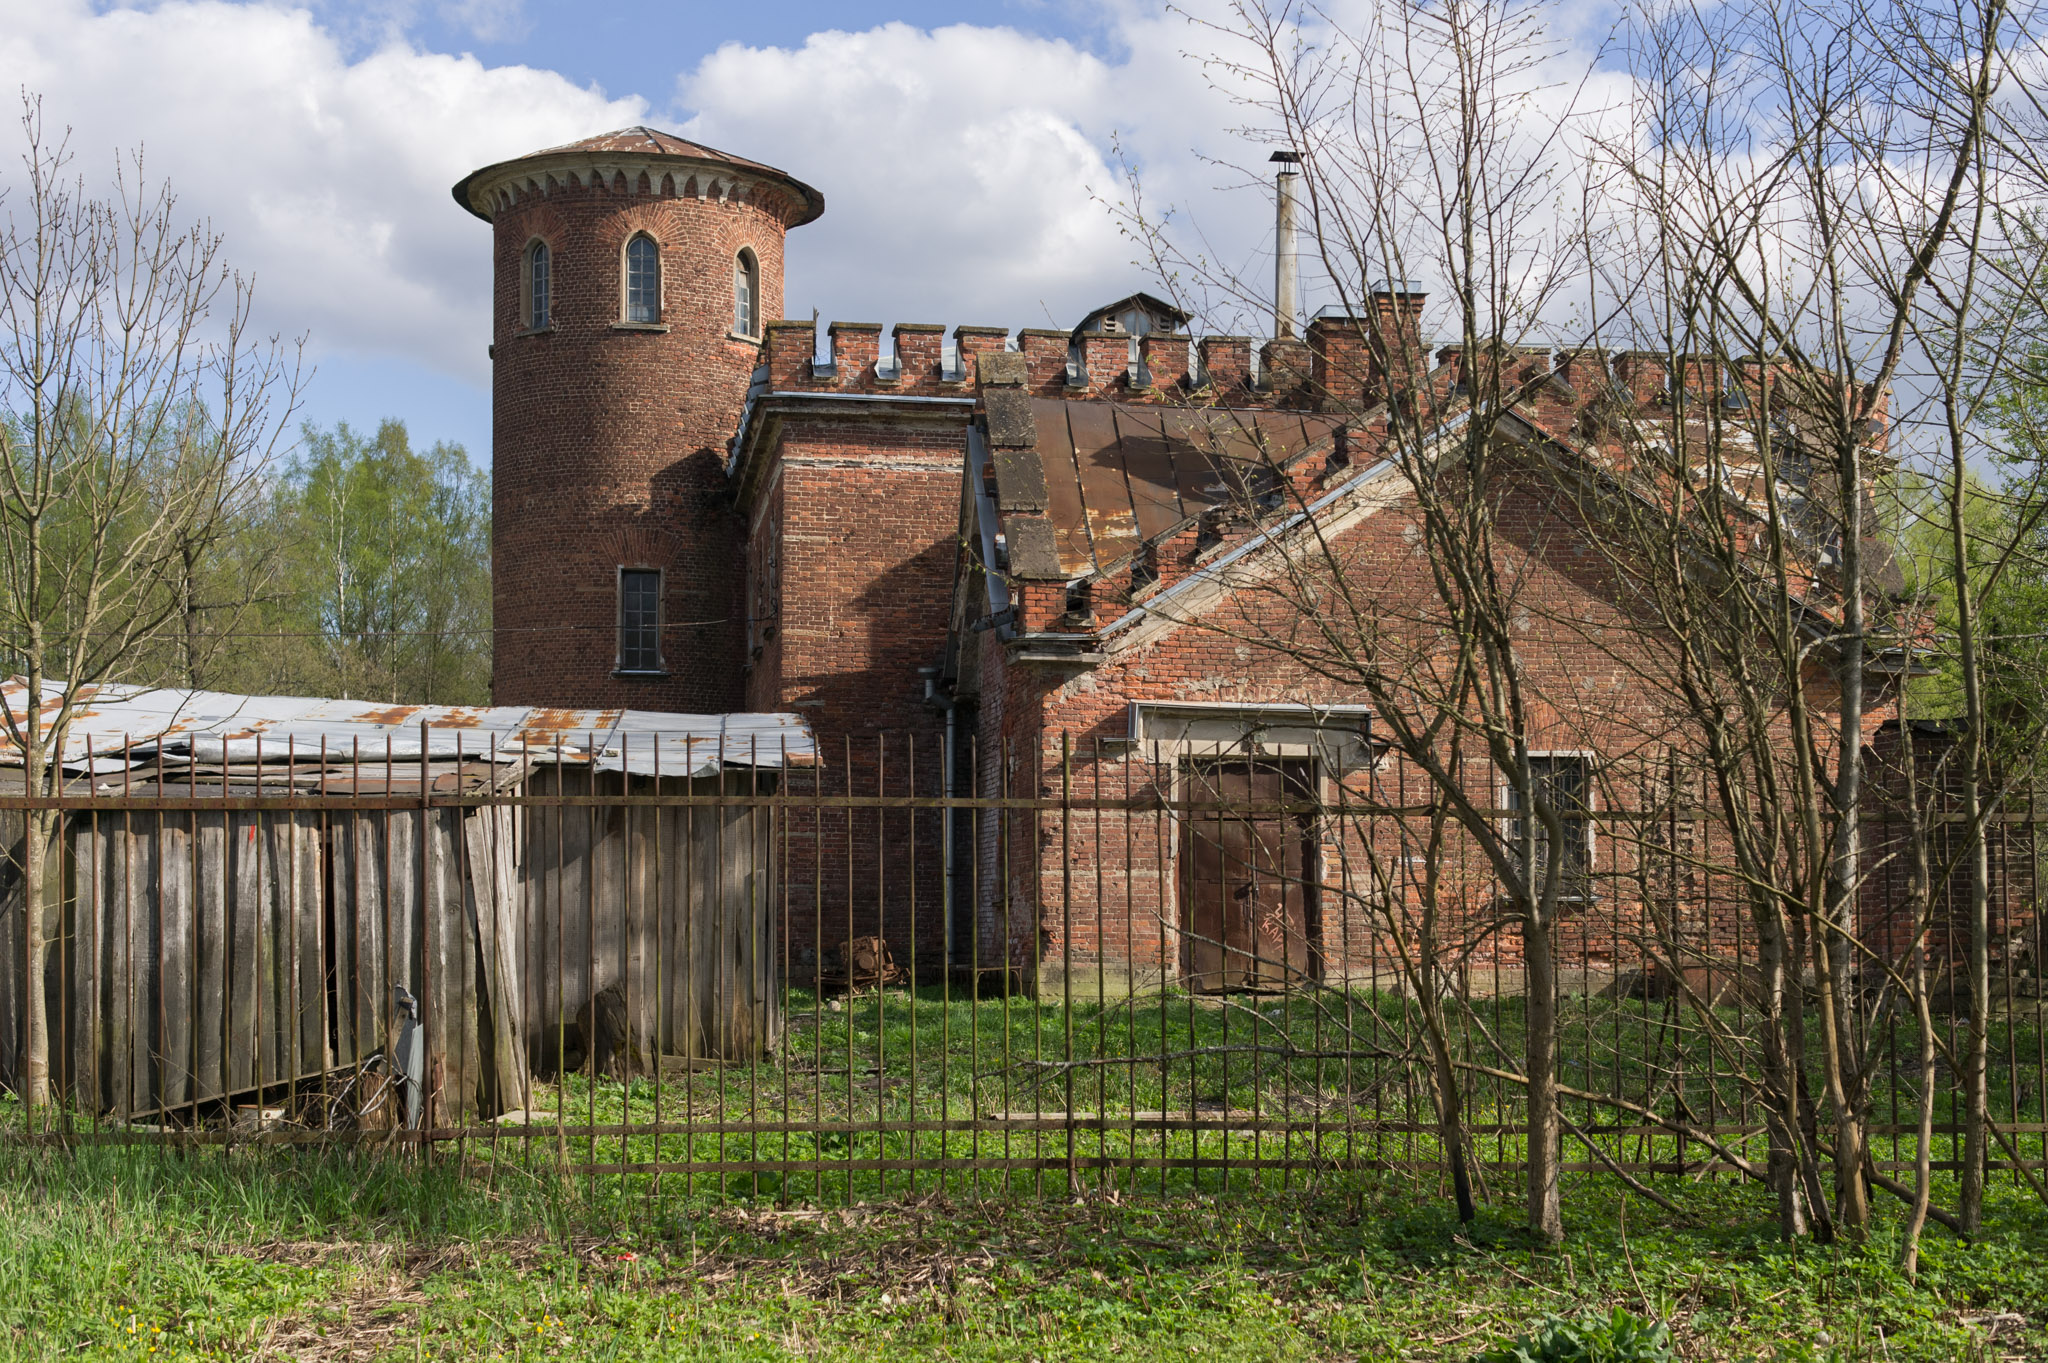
[0,680,817,778]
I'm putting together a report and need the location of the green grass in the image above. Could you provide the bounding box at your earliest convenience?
[3,986,2043,1359]
[479,983,2044,1209]
[0,1144,2044,1361]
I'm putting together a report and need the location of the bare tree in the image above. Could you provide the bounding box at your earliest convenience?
[1893,213,2048,1235]
[0,95,301,1110]
[1587,0,2045,1239]
[1121,0,1610,1242]
[1107,0,2048,1248]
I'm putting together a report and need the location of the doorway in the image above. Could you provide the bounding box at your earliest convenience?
[1180,759,1321,991]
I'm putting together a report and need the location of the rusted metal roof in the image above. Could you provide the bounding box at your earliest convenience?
[1026,400,1339,578]
[0,681,814,777]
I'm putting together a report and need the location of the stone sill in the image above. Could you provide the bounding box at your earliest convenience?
[612,322,671,333]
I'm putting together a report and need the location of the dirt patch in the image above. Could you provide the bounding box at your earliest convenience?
[233,1202,1121,1355]
[243,1238,562,1360]
[252,1264,428,1362]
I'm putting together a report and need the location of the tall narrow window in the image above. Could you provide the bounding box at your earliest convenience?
[734,249,759,336]
[625,234,659,323]
[618,569,662,673]
[526,240,550,330]
[1508,755,1592,898]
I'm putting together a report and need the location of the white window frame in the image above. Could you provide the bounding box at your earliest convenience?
[523,238,552,331]
[733,248,760,338]
[622,233,661,324]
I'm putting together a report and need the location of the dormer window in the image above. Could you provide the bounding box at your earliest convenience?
[734,248,759,337]
[525,240,550,330]
[624,234,659,324]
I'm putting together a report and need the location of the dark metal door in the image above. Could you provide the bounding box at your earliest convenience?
[1182,762,1317,991]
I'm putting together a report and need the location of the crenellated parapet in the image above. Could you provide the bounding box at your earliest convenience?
[747,302,1886,450]
[754,321,1342,408]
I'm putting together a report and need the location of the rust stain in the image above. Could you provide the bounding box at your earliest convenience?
[518,707,619,738]
[432,707,491,728]
[350,704,424,726]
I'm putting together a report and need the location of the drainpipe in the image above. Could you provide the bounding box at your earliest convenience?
[1272,149,1301,340]
[925,676,958,971]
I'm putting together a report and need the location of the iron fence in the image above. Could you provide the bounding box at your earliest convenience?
[0,729,2042,1209]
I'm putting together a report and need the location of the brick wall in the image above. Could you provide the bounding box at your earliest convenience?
[487,162,802,712]
[981,448,1864,993]
[734,395,974,976]
[1861,723,2041,976]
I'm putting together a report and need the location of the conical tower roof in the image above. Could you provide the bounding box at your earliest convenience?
[453,125,824,224]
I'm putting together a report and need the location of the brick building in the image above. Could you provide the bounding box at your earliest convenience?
[456,127,1920,994]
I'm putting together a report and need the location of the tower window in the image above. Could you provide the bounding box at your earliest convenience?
[525,240,550,330]
[625,234,659,324]
[734,248,759,336]
[617,568,663,674]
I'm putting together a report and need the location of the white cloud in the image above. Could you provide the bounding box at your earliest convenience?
[0,0,638,388]
[0,2,1283,402]
[439,0,528,43]
[677,20,1255,330]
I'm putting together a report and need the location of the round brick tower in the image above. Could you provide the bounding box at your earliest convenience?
[454,127,823,712]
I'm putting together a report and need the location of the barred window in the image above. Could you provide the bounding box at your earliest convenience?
[1508,755,1592,898]
[625,235,659,323]
[618,569,662,673]
[526,240,550,329]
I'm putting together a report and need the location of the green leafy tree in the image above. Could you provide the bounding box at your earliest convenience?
[245,418,491,705]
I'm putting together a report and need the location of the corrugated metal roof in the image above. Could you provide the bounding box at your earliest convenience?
[1028,399,1340,578]
[0,681,814,778]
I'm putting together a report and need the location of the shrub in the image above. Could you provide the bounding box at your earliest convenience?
[1473,1308,1674,1363]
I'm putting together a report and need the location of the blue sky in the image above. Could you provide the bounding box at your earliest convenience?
[3,0,1290,465]
[384,2,1116,99]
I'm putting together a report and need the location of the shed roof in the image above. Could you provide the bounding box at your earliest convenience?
[0,681,815,778]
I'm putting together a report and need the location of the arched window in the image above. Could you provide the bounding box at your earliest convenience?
[733,249,759,337]
[624,234,659,324]
[525,240,550,330]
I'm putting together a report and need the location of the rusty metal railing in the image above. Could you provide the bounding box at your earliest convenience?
[0,729,2041,1209]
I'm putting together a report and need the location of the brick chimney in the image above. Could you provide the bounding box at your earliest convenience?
[1306,312,1371,412]
[1367,280,1427,403]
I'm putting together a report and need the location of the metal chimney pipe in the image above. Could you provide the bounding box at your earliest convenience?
[1271,150,1301,339]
